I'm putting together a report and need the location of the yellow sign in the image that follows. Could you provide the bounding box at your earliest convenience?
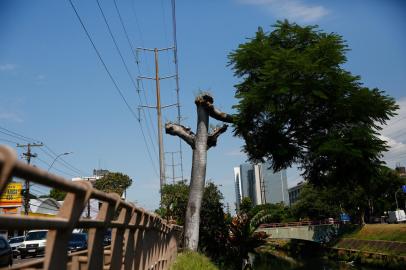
[0,182,23,206]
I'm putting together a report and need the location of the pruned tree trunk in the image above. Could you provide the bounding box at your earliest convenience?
[165,93,232,251]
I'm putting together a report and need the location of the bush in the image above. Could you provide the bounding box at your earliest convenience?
[170,252,219,270]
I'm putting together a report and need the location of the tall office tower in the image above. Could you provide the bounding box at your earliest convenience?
[234,161,289,210]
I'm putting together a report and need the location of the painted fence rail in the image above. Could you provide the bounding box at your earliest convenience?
[259,220,340,228]
[0,145,181,270]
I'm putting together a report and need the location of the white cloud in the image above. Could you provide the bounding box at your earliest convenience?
[36,74,46,80]
[0,64,17,71]
[380,97,406,167]
[237,0,329,22]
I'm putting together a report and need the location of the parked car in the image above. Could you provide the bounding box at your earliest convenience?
[0,236,13,267]
[18,230,48,259]
[8,236,25,258]
[103,229,111,246]
[68,233,87,253]
[388,210,406,223]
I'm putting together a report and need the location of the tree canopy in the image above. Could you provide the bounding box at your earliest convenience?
[93,172,132,196]
[228,20,398,187]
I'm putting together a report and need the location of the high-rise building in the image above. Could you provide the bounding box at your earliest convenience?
[234,161,288,211]
[288,181,306,206]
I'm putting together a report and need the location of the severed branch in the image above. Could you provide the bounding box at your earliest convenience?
[195,93,234,123]
[207,124,228,149]
[165,122,196,148]
[207,105,234,123]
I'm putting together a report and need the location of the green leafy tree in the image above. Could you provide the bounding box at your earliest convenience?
[292,166,405,223]
[228,21,398,190]
[157,180,189,225]
[199,182,229,262]
[239,197,253,214]
[157,181,229,263]
[93,172,132,196]
[291,184,340,220]
[49,188,66,201]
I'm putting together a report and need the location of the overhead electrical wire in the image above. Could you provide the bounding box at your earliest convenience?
[0,137,19,145]
[113,0,157,138]
[96,0,158,158]
[67,0,159,177]
[0,125,88,176]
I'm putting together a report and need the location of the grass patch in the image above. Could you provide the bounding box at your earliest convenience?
[170,251,219,270]
[343,224,406,242]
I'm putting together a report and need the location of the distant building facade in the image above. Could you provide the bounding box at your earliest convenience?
[288,181,306,206]
[234,161,288,211]
[72,169,111,219]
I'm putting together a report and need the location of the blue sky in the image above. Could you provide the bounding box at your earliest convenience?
[1,0,405,212]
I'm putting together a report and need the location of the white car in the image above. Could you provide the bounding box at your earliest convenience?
[8,236,24,258]
[18,230,47,259]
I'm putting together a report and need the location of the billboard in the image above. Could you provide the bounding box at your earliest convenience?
[0,182,23,206]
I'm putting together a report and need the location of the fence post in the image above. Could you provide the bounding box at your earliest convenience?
[44,181,92,270]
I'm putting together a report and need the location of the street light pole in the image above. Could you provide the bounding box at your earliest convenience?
[48,152,72,171]
[395,189,400,210]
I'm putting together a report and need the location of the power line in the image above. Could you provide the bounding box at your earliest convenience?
[113,0,158,141]
[96,0,158,158]
[0,125,88,176]
[42,146,87,176]
[67,0,159,177]
[0,126,41,143]
[35,156,78,178]
[0,137,19,145]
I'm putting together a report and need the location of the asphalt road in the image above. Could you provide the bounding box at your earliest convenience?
[12,255,43,265]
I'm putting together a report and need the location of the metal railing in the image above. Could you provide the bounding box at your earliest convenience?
[0,145,182,270]
[259,219,340,228]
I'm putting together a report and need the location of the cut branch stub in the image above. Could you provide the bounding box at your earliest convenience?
[165,122,196,148]
[195,93,234,123]
[207,124,228,149]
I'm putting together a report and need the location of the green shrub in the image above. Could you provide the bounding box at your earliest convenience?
[170,252,219,270]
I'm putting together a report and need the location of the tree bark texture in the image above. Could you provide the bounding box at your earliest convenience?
[183,103,209,250]
[165,93,233,251]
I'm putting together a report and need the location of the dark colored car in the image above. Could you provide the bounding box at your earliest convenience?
[103,230,111,246]
[0,236,13,267]
[68,233,87,253]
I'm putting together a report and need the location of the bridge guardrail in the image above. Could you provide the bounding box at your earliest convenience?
[0,145,181,270]
[259,220,340,228]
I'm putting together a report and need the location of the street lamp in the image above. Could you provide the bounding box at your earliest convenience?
[48,152,72,171]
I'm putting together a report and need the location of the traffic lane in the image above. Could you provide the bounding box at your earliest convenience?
[13,255,43,265]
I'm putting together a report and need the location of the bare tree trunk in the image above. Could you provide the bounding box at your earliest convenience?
[165,93,233,251]
[184,103,209,250]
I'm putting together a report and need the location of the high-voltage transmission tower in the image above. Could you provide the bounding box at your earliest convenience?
[137,47,177,195]
[171,0,184,181]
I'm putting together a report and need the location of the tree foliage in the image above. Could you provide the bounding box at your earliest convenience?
[93,172,132,196]
[239,197,253,214]
[49,188,66,201]
[291,166,406,223]
[157,181,228,262]
[157,180,189,225]
[228,20,398,188]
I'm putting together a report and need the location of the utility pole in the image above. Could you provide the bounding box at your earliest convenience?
[17,143,43,215]
[137,47,177,197]
[154,48,165,190]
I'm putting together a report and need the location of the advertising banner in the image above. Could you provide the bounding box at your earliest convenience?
[0,182,23,206]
